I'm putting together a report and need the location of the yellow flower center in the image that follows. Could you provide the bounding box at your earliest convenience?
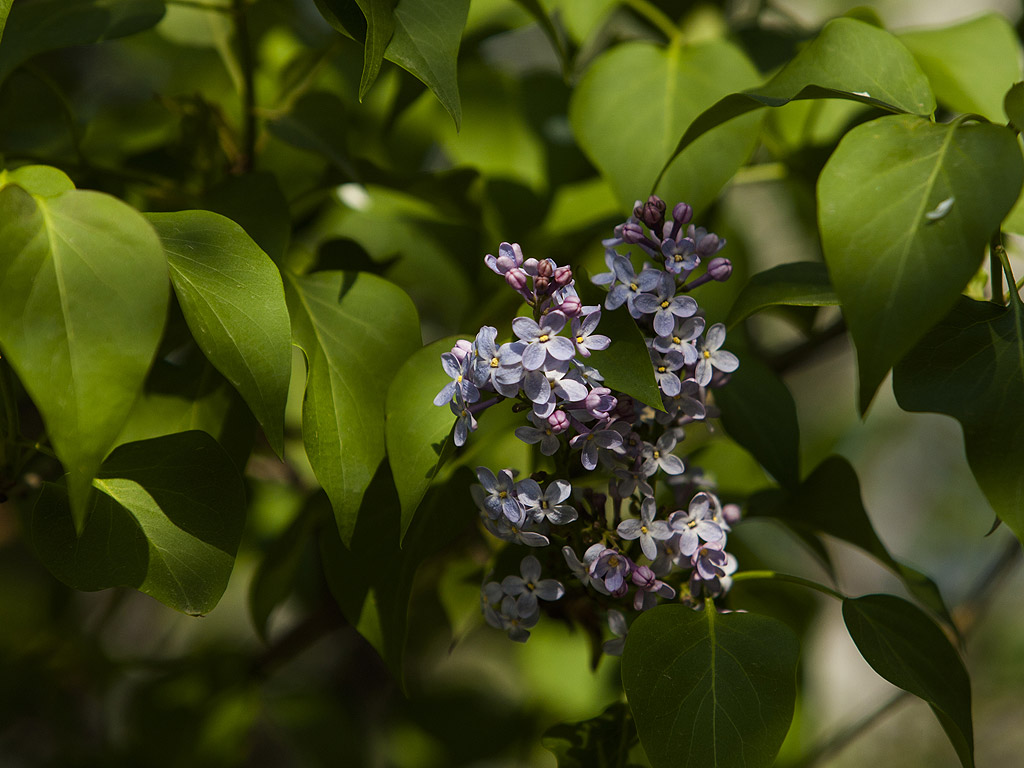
[660,300,670,309]
[539,334,550,343]
[629,282,638,291]
[703,350,712,359]
[672,336,682,344]
[658,365,667,373]
[576,335,584,343]
[490,356,499,368]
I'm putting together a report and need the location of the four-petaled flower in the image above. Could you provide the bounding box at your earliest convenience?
[633,272,698,337]
[501,555,565,616]
[512,311,576,370]
[695,323,739,386]
[617,497,672,560]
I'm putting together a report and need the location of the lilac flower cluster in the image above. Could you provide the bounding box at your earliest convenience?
[436,196,743,646]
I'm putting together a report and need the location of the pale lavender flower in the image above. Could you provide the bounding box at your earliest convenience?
[633,272,698,336]
[651,349,686,397]
[450,397,478,446]
[484,241,524,276]
[496,594,539,642]
[434,352,480,406]
[695,323,739,386]
[582,387,617,420]
[652,315,705,364]
[605,257,661,317]
[689,545,737,598]
[640,431,685,477]
[472,467,524,524]
[659,378,706,422]
[631,565,676,610]
[514,412,561,455]
[481,581,505,629]
[501,555,565,615]
[563,543,607,592]
[602,609,628,656]
[470,326,524,397]
[482,514,550,547]
[516,478,577,525]
[661,235,699,274]
[512,311,576,370]
[617,497,672,560]
[589,548,632,597]
[569,422,624,470]
[669,491,726,556]
[570,311,610,357]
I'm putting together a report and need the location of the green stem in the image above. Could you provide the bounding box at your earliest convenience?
[623,0,679,42]
[995,238,1023,307]
[730,570,846,601]
[990,232,1004,304]
[232,0,256,173]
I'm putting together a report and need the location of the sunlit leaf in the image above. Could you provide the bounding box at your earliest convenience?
[0,164,74,197]
[726,262,838,328]
[893,295,1024,544]
[385,336,462,543]
[0,0,165,83]
[147,210,292,457]
[570,38,763,212]
[661,18,935,173]
[818,115,1023,411]
[1004,82,1024,132]
[621,604,798,768]
[0,184,168,530]
[844,594,974,768]
[30,431,246,615]
[0,0,11,47]
[899,14,1021,123]
[285,270,420,546]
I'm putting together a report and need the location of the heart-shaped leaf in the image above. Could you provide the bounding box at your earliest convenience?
[818,114,1023,411]
[0,182,168,529]
[30,431,246,615]
[147,210,292,457]
[622,604,798,768]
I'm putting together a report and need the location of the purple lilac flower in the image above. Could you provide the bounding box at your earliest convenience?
[472,467,524,524]
[514,412,562,455]
[501,555,565,615]
[695,323,739,386]
[569,422,624,470]
[652,315,705,363]
[605,256,661,318]
[691,539,729,581]
[633,272,698,336]
[661,235,699,274]
[602,609,628,656]
[582,387,617,420]
[450,397,478,446]
[689,545,737,599]
[589,548,632,597]
[631,564,676,610]
[523,361,589,417]
[481,581,506,630]
[617,497,672,560]
[516,478,577,525]
[563,543,607,592]
[434,352,480,406]
[669,491,726,556]
[640,431,685,477]
[482,514,550,547]
[650,348,686,397]
[591,247,621,286]
[613,464,654,499]
[512,311,576,370]
[484,241,524,276]
[570,310,610,357]
[496,594,539,642]
[470,326,524,397]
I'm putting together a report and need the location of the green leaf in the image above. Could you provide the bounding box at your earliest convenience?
[385,336,461,543]
[267,91,359,179]
[570,38,763,211]
[750,456,954,626]
[893,295,1024,544]
[621,604,798,768]
[386,0,469,130]
[661,18,934,176]
[0,0,11,47]
[818,115,1023,411]
[899,14,1021,123]
[1004,82,1024,132]
[511,0,571,78]
[30,431,246,615]
[354,0,395,100]
[203,172,291,263]
[0,164,75,197]
[0,0,165,83]
[541,702,640,768]
[0,184,168,530]
[715,352,800,489]
[844,594,974,768]
[285,271,420,547]
[576,268,662,409]
[726,262,839,329]
[146,210,292,458]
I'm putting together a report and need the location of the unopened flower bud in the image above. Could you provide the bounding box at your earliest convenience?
[696,233,724,259]
[537,259,554,278]
[722,503,742,526]
[632,565,657,590]
[707,256,732,282]
[672,202,693,226]
[634,195,666,229]
[534,276,551,294]
[548,410,570,433]
[505,267,528,292]
[450,339,472,362]
[621,221,645,244]
[554,265,573,287]
[557,294,582,317]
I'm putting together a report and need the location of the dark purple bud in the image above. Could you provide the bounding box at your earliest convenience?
[621,221,645,244]
[534,276,551,294]
[505,267,528,292]
[548,410,570,433]
[554,265,573,287]
[537,259,554,278]
[557,294,582,317]
[634,195,666,229]
[672,202,693,226]
[696,233,723,259]
[707,257,732,282]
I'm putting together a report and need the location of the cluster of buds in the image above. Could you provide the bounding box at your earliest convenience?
[437,196,742,647]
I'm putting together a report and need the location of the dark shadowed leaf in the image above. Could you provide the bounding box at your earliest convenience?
[541,702,641,768]
[30,431,246,615]
[660,18,934,175]
[818,115,1022,411]
[844,594,974,768]
[570,38,762,211]
[621,604,798,768]
[726,261,838,329]
[511,0,570,78]
[285,270,420,547]
[268,90,359,179]
[0,0,11,47]
[203,172,292,263]
[354,0,395,100]
[893,295,1024,545]
[0,0,165,83]
[715,352,800,489]
[1005,82,1024,132]
[899,14,1021,123]
[147,211,292,458]
[0,184,168,530]
[385,336,462,543]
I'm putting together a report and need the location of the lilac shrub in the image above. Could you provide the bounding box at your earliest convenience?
[436,196,740,646]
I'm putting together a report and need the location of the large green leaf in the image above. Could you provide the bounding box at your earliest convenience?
[0,0,11,47]
[726,261,839,328]
[749,456,953,626]
[0,184,168,530]
[715,351,800,489]
[660,18,934,174]
[285,270,420,546]
[893,296,1024,543]
[541,702,641,768]
[844,594,974,768]
[30,431,246,615]
[621,604,798,768]
[0,164,74,197]
[0,0,165,83]
[354,0,395,101]
[818,115,1023,411]
[146,210,292,457]
[899,14,1021,123]
[570,38,763,211]
[385,335,461,543]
